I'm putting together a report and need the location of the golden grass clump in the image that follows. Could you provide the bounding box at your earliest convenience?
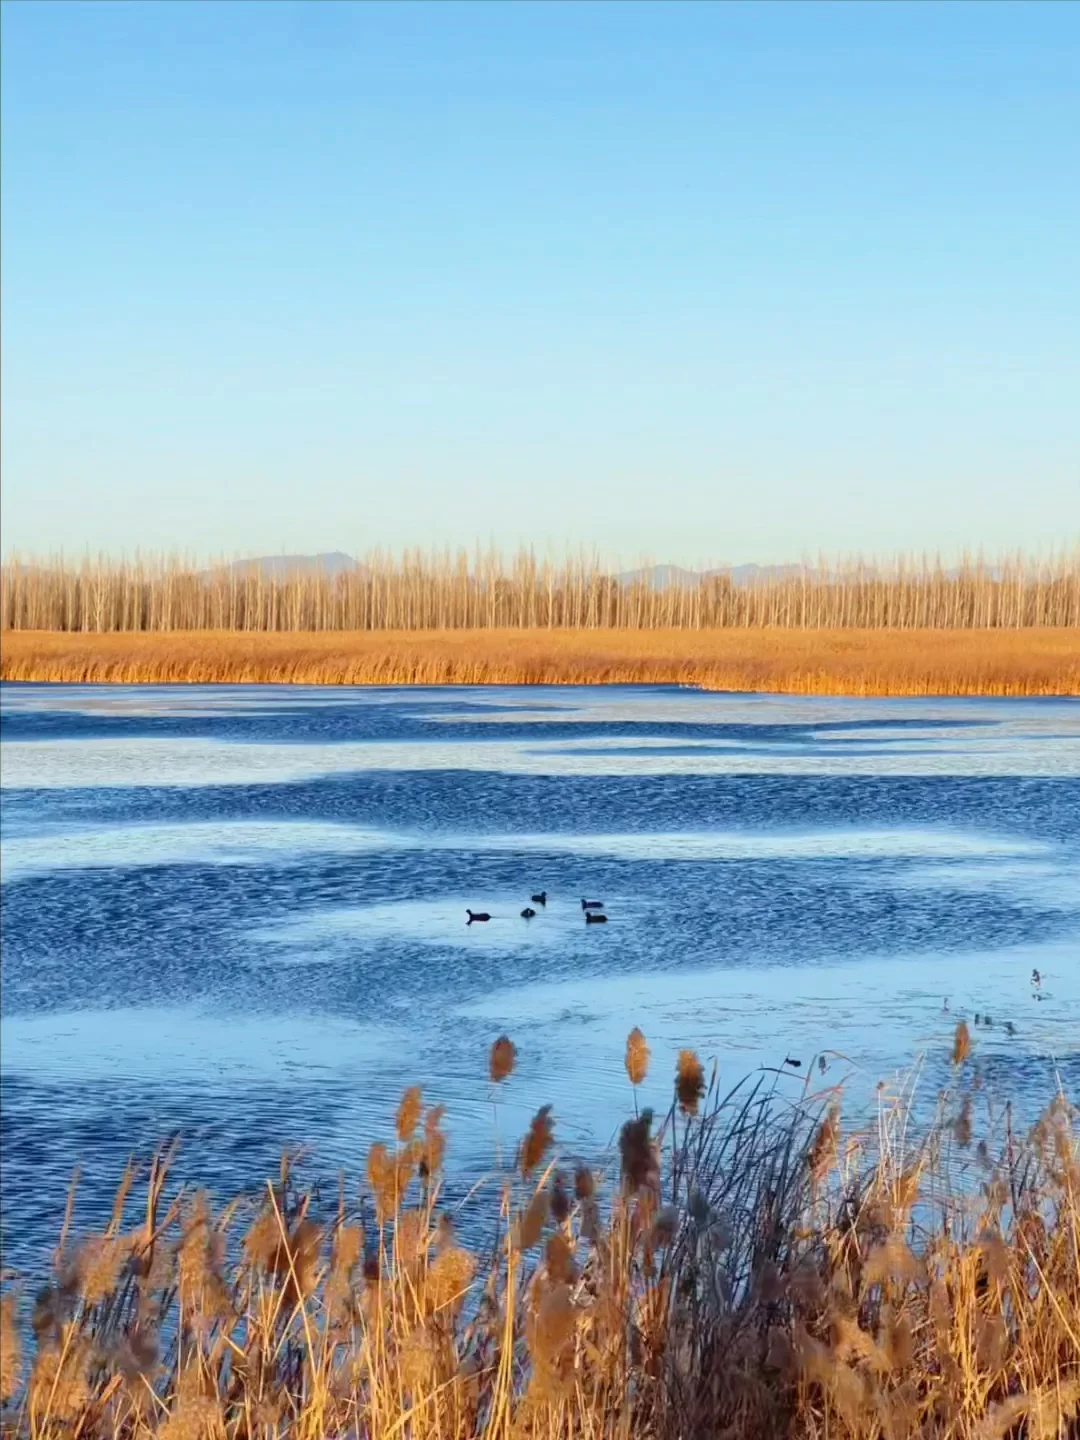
[1,1035,1077,1440]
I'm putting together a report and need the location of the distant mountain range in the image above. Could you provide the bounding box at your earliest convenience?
[614,563,807,590]
[219,555,810,587]
[222,552,356,578]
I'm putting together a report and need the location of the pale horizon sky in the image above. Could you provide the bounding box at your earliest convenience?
[2,0,1078,566]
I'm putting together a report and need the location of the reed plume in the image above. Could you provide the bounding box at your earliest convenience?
[0,1294,20,1403]
[489,1035,516,1084]
[675,1048,706,1115]
[520,1105,555,1179]
[952,1020,972,1066]
[396,1085,423,1143]
[625,1026,650,1086]
[619,1110,656,1192]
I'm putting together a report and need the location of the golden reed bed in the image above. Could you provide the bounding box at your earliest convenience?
[2,627,1079,696]
[2,1026,1078,1440]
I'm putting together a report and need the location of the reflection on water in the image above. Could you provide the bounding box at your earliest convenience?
[1,683,1078,1272]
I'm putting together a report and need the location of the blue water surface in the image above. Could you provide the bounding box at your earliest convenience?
[2,684,1078,1272]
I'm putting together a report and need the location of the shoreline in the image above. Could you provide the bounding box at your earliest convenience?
[2,626,1079,696]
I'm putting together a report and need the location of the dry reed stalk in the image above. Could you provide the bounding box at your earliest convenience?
[3,625,1078,694]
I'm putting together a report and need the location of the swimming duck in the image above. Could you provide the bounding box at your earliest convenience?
[521,907,537,919]
[585,912,608,924]
[466,910,491,925]
[581,898,604,911]
[531,891,547,906]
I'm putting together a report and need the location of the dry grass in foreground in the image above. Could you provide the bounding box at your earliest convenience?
[3,627,1079,695]
[1,1027,1078,1440]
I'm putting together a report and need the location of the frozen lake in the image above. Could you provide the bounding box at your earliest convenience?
[1,683,1078,1270]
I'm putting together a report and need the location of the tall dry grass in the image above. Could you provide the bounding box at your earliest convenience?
[2,1027,1077,1439]
[3,549,1079,634]
[4,626,1079,695]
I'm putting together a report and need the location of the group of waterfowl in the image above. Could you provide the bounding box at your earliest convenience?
[939,967,1049,1034]
[466,893,609,926]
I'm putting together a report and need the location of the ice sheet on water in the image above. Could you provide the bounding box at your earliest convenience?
[3,731,1079,789]
[1,820,1051,880]
[0,1005,404,1084]
[0,820,401,880]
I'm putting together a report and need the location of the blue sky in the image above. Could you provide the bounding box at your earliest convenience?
[2,1,1077,564]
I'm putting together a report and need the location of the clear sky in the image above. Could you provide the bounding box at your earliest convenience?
[2,1,1077,565]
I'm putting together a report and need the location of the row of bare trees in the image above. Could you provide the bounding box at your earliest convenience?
[2,549,1078,632]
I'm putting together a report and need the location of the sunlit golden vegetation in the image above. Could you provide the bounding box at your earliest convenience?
[3,625,1078,695]
[2,1027,1077,1439]
[3,549,1078,633]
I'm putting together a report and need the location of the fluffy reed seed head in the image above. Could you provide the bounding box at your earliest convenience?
[676,1049,706,1115]
[527,1280,576,1385]
[619,1110,656,1192]
[515,1190,550,1250]
[29,1338,93,1424]
[809,1104,841,1182]
[574,1165,595,1200]
[285,1219,323,1301]
[157,1391,226,1440]
[368,1141,413,1222]
[243,1209,281,1272]
[330,1223,362,1278]
[74,1234,130,1307]
[426,1245,476,1313]
[0,1293,20,1402]
[650,1205,679,1250]
[521,1105,555,1178]
[396,1086,422,1143]
[952,1020,971,1066]
[550,1171,570,1224]
[625,1026,650,1086]
[953,1094,973,1147]
[490,1035,516,1084]
[545,1231,577,1284]
[422,1105,447,1177]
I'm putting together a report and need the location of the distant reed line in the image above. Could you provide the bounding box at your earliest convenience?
[2,549,1078,632]
[6,627,1078,694]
